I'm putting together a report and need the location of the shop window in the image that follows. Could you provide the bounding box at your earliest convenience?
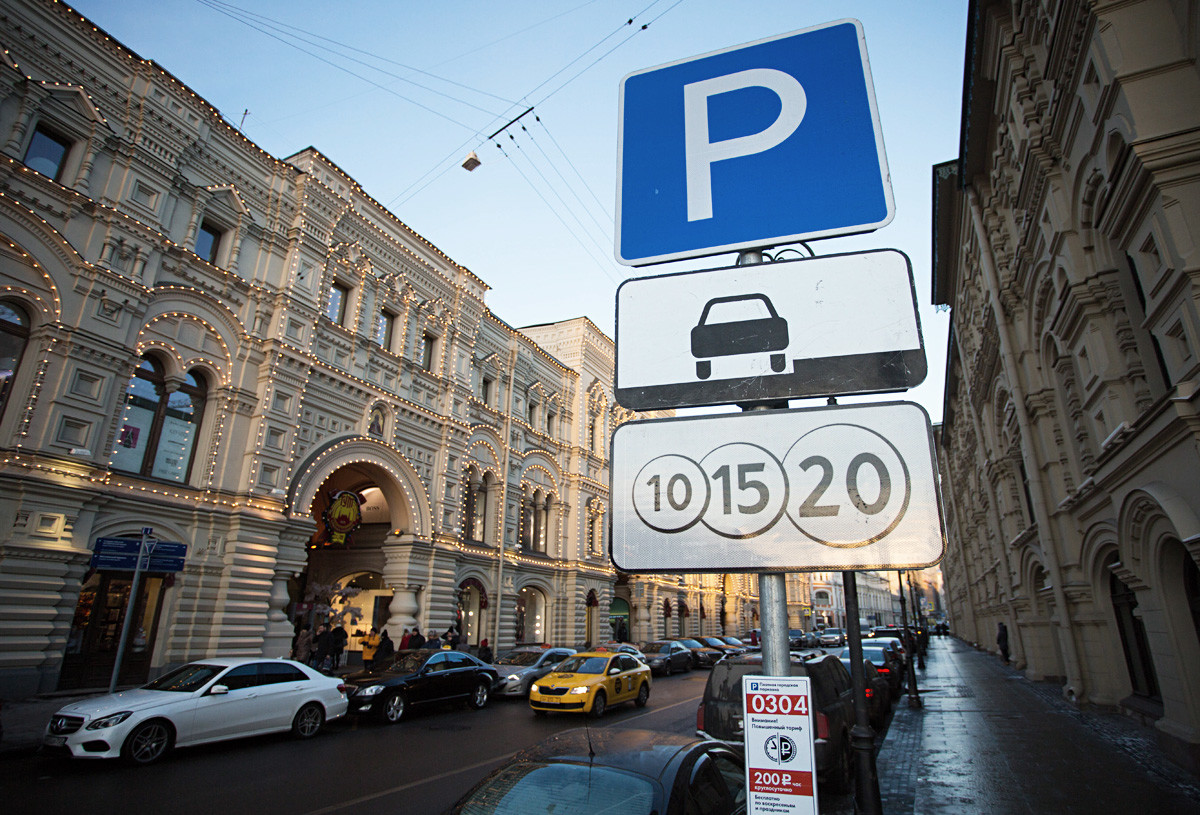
[194,220,224,265]
[0,301,31,420]
[23,124,72,181]
[326,282,350,325]
[111,358,207,484]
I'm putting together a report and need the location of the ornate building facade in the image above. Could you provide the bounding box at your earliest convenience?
[0,0,758,697]
[933,0,1200,770]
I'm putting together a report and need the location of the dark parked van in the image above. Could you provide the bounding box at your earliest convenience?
[695,652,856,792]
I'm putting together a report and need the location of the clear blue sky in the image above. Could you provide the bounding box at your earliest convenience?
[66,0,967,421]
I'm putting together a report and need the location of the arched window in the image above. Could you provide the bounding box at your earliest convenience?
[0,301,31,420]
[516,586,546,644]
[111,358,207,483]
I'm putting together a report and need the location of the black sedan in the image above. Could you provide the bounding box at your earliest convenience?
[448,728,746,814]
[342,649,498,723]
[640,640,693,675]
[677,638,725,668]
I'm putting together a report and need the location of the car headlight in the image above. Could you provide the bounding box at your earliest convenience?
[529,684,540,694]
[357,684,385,696]
[651,658,665,665]
[507,673,522,682]
[86,711,133,730]
[568,686,589,695]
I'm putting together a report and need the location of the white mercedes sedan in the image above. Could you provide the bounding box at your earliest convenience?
[43,658,348,764]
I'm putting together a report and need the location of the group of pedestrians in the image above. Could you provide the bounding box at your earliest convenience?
[290,621,350,670]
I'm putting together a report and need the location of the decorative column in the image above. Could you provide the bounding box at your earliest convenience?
[262,569,294,658]
[386,585,421,632]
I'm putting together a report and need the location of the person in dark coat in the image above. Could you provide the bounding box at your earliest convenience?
[996,622,1010,663]
[408,626,425,649]
[312,623,332,670]
[376,629,395,664]
[477,638,493,664]
[330,623,348,669]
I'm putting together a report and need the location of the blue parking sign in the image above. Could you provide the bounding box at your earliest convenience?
[616,19,893,266]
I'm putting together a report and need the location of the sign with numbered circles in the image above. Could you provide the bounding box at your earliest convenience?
[743,675,819,814]
[609,401,945,572]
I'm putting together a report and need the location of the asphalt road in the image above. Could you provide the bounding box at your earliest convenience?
[4,659,869,814]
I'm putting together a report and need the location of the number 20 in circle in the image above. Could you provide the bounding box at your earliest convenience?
[782,423,911,548]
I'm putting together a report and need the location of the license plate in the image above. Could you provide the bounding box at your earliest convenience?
[44,735,67,746]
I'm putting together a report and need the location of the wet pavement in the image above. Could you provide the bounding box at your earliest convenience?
[874,635,1200,814]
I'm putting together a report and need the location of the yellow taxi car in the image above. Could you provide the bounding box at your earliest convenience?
[528,651,651,717]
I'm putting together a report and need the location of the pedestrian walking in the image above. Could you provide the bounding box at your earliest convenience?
[376,629,395,664]
[409,626,425,649]
[399,628,411,650]
[997,621,1010,663]
[359,626,381,671]
[291,623,314,663]
[312,623,332,670]
[478,638,493,664]
[331,623,348,669]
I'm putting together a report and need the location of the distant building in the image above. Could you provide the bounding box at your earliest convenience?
[933,0,1200,771]
[0,0,753,697]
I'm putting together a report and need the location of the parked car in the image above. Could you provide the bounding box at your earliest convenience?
[695,652,857,793]
[343,648,498,723]
[819,627,846,647]
[697,635,745,656]
[42,658,347,765]
[870,636,908,667]
[676,638,725,668]
[838,657,891,729]
[528,651,651,717]
[448,728,746,814]
[789,629,820,649]
[491,646,576,697]
[841,645,904,694]
[641,640,693,675]
[593,642,648,663]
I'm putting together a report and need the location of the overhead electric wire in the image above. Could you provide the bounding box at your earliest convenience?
[194,0,485,130]
[533,114,613,227]
[494,138,619,285]
[504,128,613,267]
[199,0,518,111]
[516,122,611,240]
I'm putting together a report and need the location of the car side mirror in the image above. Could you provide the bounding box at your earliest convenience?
[609,667,621,675]
[208,685,229,695]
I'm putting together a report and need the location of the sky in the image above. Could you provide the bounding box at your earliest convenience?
[64,0,968,421]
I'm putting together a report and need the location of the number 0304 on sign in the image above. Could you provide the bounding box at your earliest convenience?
[609,401,945,572]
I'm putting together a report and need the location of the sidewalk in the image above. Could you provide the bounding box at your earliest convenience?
[875,636,1200,814]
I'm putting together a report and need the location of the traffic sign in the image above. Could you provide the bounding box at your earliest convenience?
[743,675,819,814]
[615,249,925,409]
[616,19,893,266]
[609,401,944,572]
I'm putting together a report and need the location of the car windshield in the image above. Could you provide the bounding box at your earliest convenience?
[643,642,672,654]
[554,656,609,674]
[496,651,542,667]
[700,638,726,647]
[722,637,744,646]
[679,639,705,649]
[457,761,655,815]
[143,663,225,692]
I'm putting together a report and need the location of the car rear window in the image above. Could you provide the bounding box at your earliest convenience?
[457,761,655,814]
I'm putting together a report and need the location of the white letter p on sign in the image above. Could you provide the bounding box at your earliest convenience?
[683,68,807,222]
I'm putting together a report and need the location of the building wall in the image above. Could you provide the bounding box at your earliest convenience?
[932,0,1200,769]
[0,0,755,696]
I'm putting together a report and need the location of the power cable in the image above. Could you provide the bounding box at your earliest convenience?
[516,122,611,242]
[533,114,613,227]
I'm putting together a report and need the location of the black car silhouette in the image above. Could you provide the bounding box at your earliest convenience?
[690,293,789,379]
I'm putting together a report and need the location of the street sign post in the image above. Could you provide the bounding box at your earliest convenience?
[609,401,944,573]
[743,675,819,815]
[615,250,925,409]
[616,19,893,266]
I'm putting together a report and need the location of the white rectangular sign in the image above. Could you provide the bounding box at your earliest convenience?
[609,401,945,572]
[743,675,819,815]
[615,250,925,410]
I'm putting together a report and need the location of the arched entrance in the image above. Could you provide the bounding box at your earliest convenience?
[609,597,630,642]
[516,585,547,644]
[457,578,489,645]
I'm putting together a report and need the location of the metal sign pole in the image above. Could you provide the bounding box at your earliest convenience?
[108,528,152,694]
[897,570,922,708]
[843,570,882,814]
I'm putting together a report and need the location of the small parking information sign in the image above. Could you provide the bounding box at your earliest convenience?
[744,675,818,814]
